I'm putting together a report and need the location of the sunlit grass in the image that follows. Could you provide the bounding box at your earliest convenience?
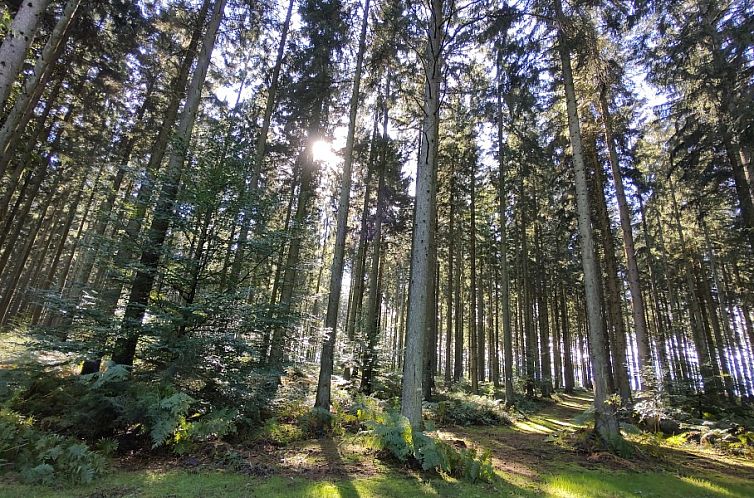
[543,468,751,498]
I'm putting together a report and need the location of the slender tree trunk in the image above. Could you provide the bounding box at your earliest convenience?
[560,284,575,393]
[99,0,211,313]
[343,111,380,380]
[587,139,631,404]
[668,176,720,395]
[469,155,479,393]
[315,0,372,408]
[111,0,227,367]
[535,222,552,397]
[360,98,388,394]
[229,0,294,286]
[598,89,651,385]
[445,183,454,384]
[496,54,515,401]
[453,216,464,382]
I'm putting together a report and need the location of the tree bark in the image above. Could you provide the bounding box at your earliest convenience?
[0,0,51,110]
[598,88,651,386]
[0,0,81,174]
[401,0,443,428]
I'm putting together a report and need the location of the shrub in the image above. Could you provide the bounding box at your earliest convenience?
[365,410,495,483]
[0,409,106,484]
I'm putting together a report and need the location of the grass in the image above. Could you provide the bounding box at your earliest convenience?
[2,464,751,497]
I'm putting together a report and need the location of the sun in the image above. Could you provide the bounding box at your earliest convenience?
[312,139,339,167]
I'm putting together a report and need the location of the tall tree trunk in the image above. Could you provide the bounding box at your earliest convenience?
[598,88,651,385]
[560,283,575,393]
[469,155,479,393]
[99,0,212,313]
[401,0,444,428]
[315,0,371,409]
[453,215,464,382]
[555,0,621,444]
[0,0,81,173]
[445,183,454,384]
[496,55,515,403]
[667,176,720,395]
[229,0,294,286]
[534,221,552,397]
[588,139,631,404]
[343,111,380,379]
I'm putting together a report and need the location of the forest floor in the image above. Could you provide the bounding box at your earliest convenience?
[3,385,754,498]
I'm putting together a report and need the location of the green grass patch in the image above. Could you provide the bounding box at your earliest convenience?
[542,467,753,498]
[2,465,752,497]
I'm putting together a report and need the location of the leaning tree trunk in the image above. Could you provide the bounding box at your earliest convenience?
[0,0,51,110]
[0,0,81,175]
[598,88,651,386]
[98,0,211,315]
[111,0,227,367]
[555,0,621,446]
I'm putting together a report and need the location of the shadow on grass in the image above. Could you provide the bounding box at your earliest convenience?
[317,437,361,498]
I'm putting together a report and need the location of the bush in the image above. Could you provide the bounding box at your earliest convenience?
[7,366,238,455]
[0,409,106,484]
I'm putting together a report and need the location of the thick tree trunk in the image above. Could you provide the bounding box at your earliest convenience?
[0,0,51,113]
[0,0,81,173]
[401,0,443,428]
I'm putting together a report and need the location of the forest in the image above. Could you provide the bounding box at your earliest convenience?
[0,0,753,496]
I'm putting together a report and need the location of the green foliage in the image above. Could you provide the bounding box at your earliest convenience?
[365,410,495,483]
[367,411,414,461]
[432,393,512,427]
[351,394,385,424]
[0,409,106,484]
[7,367,238,455]
[255,418,306,446]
